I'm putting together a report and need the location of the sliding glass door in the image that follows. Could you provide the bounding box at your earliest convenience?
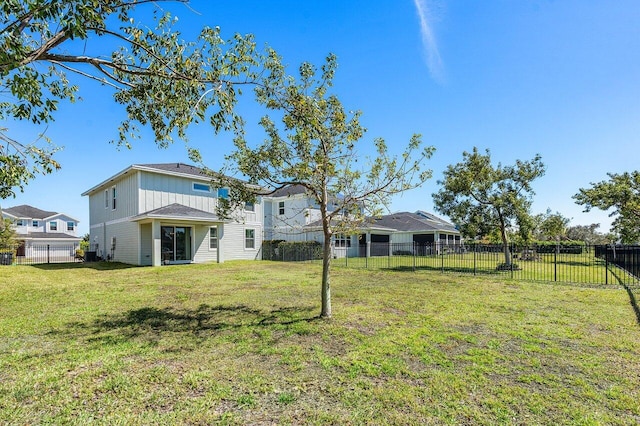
[161,226,192,263]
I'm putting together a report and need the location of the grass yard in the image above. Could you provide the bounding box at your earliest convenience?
[333,251,635,286]
[1,261,640,425]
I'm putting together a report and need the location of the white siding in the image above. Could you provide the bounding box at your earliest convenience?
[104,220,139,264]
[138,172,218,214]
[88,171,139,225]
[193,225,219,263]
[222,223,263,261]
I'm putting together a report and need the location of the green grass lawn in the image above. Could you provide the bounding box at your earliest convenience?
[1,261,640,425]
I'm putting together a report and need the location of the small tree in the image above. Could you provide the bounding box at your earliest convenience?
[433,148,545,267]
[2,0,262,198]
[0,217,17,248]
[574,171,640,244]
[215,53,434,318]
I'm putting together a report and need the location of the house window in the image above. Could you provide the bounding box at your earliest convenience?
[209,227,218,249]
[67,221,75,231]
[244,201,255,212]
[32,220,38,227]
[50,221,58,231]
[334,234,351,248]
[193,182,211,192]
[104,189,109,209]
[16,219,25,226]
[278,201,285,215]
[111,186,117,210]
[245,229,255,249]
[217,188,229,199]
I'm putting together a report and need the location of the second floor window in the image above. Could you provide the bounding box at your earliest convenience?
[244,201,255,212]
[104,189,109,209]
[32,220,38,227]
[50,221,58,231]
[67,222,75,231]
[193,182,211,192]
[278,201,285,215]
[112,186,117,210]
[16,219,25,226]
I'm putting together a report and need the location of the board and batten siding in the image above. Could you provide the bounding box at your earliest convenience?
[138,171,218,214]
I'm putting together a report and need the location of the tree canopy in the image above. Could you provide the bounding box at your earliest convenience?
[1,0,261,198]
[432,147,545,266]
[574,171,640,244]
[214,53,434,318]
[532,209,570,242]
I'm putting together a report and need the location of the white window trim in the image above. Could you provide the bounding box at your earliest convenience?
[244,228,256,250]
[193,182,212,193]
[32,220,38,227]
[244,201,255,212]
[278,201,285,215]
[104,189,109,209]
[67,221,75,231]
[111,185,117,210]
[49,221,58,231]
[209,226,218,250]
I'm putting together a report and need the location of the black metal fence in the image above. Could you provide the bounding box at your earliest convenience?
[0,243,83,265]
[263,241,640,286]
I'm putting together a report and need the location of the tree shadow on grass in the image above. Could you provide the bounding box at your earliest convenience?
[57,304,320,346]
[32,261,138,271]
[609,271,640,327]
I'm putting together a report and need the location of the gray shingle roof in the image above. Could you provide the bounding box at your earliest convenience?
[133,203,222,221]
[136,163,208,178]
[370,211,459,233]
[19,232,81,240]
[269,184,309,198]
[3,205,57,219]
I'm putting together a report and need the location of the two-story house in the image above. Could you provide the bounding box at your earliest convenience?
[81,163,263,266]
[1,205,81,259]
[263,184,461,258]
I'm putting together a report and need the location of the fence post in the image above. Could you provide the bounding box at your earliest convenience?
[473,244,476,275]
[413,242,416,272]
[554,249,557,282]
[441,242,444,273]
[605,248,608,285]
[510,243,514,279]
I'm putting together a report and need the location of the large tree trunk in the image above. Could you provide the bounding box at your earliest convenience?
[320,235,332,318]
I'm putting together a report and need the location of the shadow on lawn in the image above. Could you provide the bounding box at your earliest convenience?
[32,262,138,271]
[61,304,319,343]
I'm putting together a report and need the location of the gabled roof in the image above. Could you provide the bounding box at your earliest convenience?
[18,232,81,241]
[269,184,309,198]
[131,203,225,223]
[370,211,459,233]
[3,205,57,219]
[136,163,209,178]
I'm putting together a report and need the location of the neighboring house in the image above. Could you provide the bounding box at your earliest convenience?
[302,211,462,258]
[263,185,339,242]
[1,205,81,259]
[81,163,263,266]
[263,184,461,258]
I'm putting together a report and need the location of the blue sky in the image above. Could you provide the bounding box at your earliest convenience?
[4,0,639,236]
